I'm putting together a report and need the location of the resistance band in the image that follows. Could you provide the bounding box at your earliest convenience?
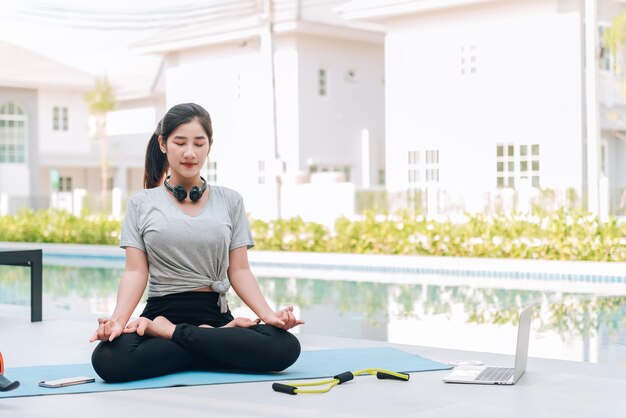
[272,368,409,395]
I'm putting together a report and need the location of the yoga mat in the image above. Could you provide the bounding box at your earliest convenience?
[0,347,451,398]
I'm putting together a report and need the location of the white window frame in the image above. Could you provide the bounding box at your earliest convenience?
[601,138,609,177]
[424,150,440,183]
[308,163,351,181]
[407,150,420,187]
[318,68,328,97]
[460,44,477,76]
[52,105,69,132]
[497,143,541,189]
[0,102,28,164]
[408,149,440,187]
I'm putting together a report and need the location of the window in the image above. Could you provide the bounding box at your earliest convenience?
[378,169,385,185]
[598,24,614,72]
[58,176,73,192]
[408,149,439,186]
[0,103,27,163]
[461,44,477,76]
[520,144,540,188]
[407,150,420,186]
[318,68,327,97]
[496,144,515,188]
[424,150,439,183]
[601,140,608,177]
[53,106,69,131]
[207,161,218,184]
[342,166,351,182]
[496,143,540,188]
[309,163,350,181]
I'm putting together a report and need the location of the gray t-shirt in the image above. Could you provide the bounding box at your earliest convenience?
[120,185,254,311]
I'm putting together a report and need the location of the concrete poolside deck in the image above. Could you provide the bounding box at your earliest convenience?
[2,306,626,418]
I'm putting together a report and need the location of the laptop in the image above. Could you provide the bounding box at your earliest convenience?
[442,305,533,385]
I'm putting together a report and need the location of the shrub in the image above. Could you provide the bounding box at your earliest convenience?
[1,208,624,261]
[0,209,121,245]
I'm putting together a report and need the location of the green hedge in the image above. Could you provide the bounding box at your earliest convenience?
[0,209,121,245]
[1,208,625,261]
[252,210,626,261]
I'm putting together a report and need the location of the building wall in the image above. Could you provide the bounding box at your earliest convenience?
[384,3,583,204]
[161,30,383,219]
[297,34,385,188]
[37,89,90,155]
[165,39,276,206]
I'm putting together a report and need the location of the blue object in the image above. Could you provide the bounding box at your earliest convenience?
[0,347,451,398]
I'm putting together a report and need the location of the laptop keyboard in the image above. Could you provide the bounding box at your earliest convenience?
[475,367,514,382]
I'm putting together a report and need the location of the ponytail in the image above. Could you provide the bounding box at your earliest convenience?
[143,131,168,189]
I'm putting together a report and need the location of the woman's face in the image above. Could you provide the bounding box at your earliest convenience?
[160,119,210,181]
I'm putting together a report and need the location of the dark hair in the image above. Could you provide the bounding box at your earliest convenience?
[143,103,213,189]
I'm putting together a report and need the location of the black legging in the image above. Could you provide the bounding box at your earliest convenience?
[91,291,301,383]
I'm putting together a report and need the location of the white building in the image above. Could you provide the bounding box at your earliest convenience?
[339,0,626,217]
[0,1,387,222]
[0,40,166,216]
[0,41,95,215]
[131,0,386,221]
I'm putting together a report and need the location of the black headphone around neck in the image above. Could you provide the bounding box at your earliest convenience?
[164,176,207,202]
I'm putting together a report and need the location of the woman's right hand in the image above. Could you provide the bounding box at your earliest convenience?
[223,317,261,328]
[89,317,125,343]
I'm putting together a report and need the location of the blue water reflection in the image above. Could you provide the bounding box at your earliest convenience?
[1,258,626,365]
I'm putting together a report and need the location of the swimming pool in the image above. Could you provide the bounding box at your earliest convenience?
[1,255,625,365]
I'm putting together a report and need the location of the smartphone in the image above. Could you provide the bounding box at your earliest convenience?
[39,376,95,388]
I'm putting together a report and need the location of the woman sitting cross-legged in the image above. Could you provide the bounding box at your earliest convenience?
[89,103,303,383]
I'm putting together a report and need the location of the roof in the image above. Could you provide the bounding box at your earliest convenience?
[0,40,94,90]
[336,0,503,21]
[132,0,383,54]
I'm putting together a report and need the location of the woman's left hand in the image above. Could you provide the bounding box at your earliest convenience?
[263,306,304,330]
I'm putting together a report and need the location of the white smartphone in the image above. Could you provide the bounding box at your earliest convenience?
[39,376,95,388]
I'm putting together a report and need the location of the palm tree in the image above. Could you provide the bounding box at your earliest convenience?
[85,77,116,212]
[604,13,626,77]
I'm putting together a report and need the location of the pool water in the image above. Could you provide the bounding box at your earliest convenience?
[1,259,626,365]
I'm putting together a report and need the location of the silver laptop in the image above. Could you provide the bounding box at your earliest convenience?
[443,305,533,385]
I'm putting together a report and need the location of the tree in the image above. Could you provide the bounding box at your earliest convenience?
[604,13,626,82]
[85,77,116,212]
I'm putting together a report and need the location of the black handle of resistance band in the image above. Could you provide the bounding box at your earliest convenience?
[272,383,297,395]
[333,371,354,384]
[376,371,410,381]
[0,374,20,392]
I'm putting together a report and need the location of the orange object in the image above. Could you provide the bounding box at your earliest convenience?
[0,352,4,374]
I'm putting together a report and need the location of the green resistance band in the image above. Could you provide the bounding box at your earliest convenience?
[272,368,409,395]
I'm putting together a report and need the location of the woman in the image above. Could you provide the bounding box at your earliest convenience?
[90,103,303,383]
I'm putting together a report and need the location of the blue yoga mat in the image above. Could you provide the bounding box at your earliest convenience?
[0,347,451,398]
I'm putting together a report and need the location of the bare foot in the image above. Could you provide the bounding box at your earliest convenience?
[146,316,176,340]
